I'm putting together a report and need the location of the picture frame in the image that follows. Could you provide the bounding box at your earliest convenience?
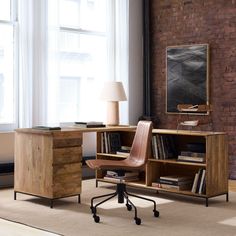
[166,44,209,114]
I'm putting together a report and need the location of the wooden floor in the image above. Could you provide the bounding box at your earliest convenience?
[229,180,236,192]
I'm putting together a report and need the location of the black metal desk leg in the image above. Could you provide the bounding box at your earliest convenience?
[50,199,54,209]
[205,198,208,207]
[226,193,229,202]
[14,191,17,200]
[78,194,81,203]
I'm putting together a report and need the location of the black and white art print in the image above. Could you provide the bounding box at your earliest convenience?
[166,44,209,113]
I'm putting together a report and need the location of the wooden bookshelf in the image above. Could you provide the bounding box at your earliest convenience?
[96,128,228,206]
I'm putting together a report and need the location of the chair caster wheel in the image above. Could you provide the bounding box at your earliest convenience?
[134,217,141,225]
[153,210,159,217]
[93,215,100,223]
[126,204,132,211]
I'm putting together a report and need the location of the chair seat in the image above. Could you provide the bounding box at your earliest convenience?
[86,158,145,171]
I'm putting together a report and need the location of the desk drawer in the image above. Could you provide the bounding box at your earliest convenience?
[53,136,82,148]
[53,173,81,197]
[53,170,82,197]
[53,163,81,176]
[53,147,82,165]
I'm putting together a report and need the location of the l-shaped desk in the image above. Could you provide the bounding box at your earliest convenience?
[14,126,228,207]
[14,126,136,208]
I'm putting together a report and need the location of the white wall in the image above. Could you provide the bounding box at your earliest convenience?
[128,0,143,125]
[0,132,14,163]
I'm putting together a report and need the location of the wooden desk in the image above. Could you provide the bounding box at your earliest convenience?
[14,126,136,208]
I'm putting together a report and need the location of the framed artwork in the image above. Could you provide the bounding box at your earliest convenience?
[166,44,209,114]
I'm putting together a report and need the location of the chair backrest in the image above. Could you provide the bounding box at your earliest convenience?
[127,121,153,167]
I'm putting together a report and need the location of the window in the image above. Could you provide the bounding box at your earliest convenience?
[0,0,17,130]
[48,0,108,123]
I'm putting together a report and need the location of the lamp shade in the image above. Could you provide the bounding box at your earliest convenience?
[100,81,127,101]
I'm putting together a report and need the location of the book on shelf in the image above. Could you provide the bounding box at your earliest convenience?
[159,183,192,191]
[32,126,61,130]
[109,133,121,153]
[191,168,206,194]
[104,170,139,182]
[74,121,105,128]
[106,170,139,178]
[180,151,205,157]
[178,151,205,163]
[159,178,193,186]
[116,151,129,157]
[199,169,206,194]
[191,172,199,193]
[177,155,205,163]
[103,176,139,182]
[101,132,122,154]
[151,134,177,160]
[160,175,193,182]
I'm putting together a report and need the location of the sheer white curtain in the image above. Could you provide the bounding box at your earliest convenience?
[18,0,48,127]
[107,0,129,125]
[18,0,129,127]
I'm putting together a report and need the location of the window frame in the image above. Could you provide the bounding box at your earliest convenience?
[0,0,18,131]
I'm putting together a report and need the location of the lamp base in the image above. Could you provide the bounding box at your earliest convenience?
[106,101,119,126]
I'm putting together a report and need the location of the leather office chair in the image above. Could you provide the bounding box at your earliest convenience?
[86,121,159,225]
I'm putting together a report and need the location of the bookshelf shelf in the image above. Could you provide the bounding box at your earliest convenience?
[95,128,228,206]
[148,159,206,167]
[97,153,127,159]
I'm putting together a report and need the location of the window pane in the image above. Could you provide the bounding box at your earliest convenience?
[0,0,11,21]
[0,24,14,124]
[58,32,107,121]
[60,0,107,32]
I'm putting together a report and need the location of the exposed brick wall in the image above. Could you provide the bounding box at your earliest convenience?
[149,0,236,179]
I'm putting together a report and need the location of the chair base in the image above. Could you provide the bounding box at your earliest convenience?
[90,183,159,225]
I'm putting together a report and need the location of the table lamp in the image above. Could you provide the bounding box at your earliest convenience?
[100,81,127,126]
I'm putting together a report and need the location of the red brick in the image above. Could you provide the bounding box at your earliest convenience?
[150,0,236,179]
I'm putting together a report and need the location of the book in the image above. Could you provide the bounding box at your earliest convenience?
[199,169,206,194]
[177,155,204,163]
[103,176,139,182]
[180,151,205,157]
[191,172,199,193]
[74,121,105,128]
[106,170,139,178]
[196,169,204,193]
[32,126,61,130]
[116,152,129,157]
[160,183,192,191]
[160,175,193,182]
[108,133,121,153]
[159,178,193,186]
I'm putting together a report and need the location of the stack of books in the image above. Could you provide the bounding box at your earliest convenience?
[103,170,139,182]
[74,121,105,128]
[152,175,193,190]
[191,168,206,194]
[178,151,205,163]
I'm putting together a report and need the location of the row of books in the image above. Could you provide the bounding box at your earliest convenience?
[103,170,139,182]
[151,134,177,160]
[178,151,205,163]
